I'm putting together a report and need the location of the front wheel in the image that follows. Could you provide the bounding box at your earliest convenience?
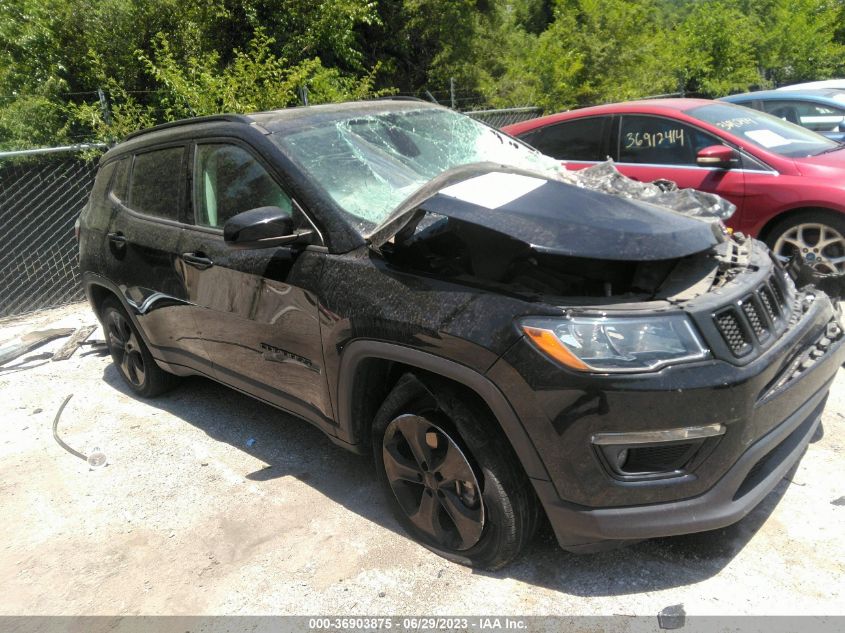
[372,374,539,570]
[765,211,845,274]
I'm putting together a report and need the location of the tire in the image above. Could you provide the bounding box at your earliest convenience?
[100,297,179,398]
[764,210,845,275]
[372,373,539,570]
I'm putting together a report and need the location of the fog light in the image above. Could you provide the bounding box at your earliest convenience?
[593,424,726,481]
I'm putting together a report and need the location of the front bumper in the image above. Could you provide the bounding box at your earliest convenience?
[534,376,827,548]
[488,290,845,549]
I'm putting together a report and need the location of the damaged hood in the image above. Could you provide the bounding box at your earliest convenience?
[369,164,725,261]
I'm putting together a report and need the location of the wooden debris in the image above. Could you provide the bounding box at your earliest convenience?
[51,325,98,362]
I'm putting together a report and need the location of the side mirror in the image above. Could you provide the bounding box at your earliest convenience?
[223,206,312,249]
[838,120,845,133]
[696,145,739,169]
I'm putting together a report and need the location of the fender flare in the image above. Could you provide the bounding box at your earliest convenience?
[81,272,195,376]
[336,339,550,481]
[82,273,150,343]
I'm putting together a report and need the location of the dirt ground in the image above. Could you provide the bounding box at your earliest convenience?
[1,302,843,619]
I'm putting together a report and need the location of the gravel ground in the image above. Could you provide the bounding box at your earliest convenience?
[1,302,844,619]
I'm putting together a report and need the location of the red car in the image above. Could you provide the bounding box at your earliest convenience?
[505,99,845,273]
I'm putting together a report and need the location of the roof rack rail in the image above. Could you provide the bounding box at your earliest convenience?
[123,114,253,141]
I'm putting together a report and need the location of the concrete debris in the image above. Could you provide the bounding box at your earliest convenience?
[657,604,686,630]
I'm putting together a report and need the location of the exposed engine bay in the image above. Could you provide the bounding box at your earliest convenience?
[376,161,759,304]
[375,161,845,307]
[384,215,758,304]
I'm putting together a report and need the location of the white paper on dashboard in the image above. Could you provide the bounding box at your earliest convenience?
[745,129,791,148]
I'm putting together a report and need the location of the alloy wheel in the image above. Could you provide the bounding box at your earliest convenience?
[382,414,485,551]
[773,222,845,274]
[106,310,146,387]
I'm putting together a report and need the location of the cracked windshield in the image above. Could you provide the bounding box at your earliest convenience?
[271,107,560,232]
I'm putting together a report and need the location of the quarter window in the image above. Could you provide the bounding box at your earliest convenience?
[129,147,184,219]
[90,161,116,204]
[110,157,130,202]
[523,117,609,161]
[618,116,720,166]
[194,144,292,229]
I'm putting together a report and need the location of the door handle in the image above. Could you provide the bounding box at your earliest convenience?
[107,231,127,246]
[182,252,214,270]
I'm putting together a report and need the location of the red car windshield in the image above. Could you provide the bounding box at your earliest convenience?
[686,103,839,158]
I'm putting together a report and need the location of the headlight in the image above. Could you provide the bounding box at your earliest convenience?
[520,314,709,373]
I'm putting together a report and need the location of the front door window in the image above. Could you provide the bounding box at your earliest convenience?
[194,144,292,228]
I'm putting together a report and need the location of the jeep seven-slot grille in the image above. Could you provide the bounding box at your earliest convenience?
[742,298,767,340]
[713,276,790,358]
[770,279,785,307]
[715,310,752,356]
[758,285,779,322]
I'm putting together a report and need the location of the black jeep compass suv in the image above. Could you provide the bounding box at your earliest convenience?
[78,99,845,569]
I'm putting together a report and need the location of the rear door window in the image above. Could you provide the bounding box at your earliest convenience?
[193,143,292,229]
[521,117,610,161]
[618,116,720,166]
[129,147,185,220]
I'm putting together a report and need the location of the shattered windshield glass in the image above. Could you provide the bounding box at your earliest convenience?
[270,107,561,232]
[686,103,838,157]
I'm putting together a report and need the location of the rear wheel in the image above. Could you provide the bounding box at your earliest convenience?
[766,211,845,274]
[372,374,539,570]
[101,297,179,397]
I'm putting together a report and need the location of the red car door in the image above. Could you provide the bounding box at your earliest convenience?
[612,114,748,229]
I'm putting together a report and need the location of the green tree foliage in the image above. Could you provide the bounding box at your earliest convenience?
[1,0,844,149]
[674,0,764,96]
[0,0,386,148]
[479,0,844,109]
[358,0,491,94]
[752,0,845,86]
[137,29,383,118]
[478,7,584,111]
[479,0,680,110]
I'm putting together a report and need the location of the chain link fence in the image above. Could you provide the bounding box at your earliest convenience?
[465,106,543,128]
[0,148,101,319]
